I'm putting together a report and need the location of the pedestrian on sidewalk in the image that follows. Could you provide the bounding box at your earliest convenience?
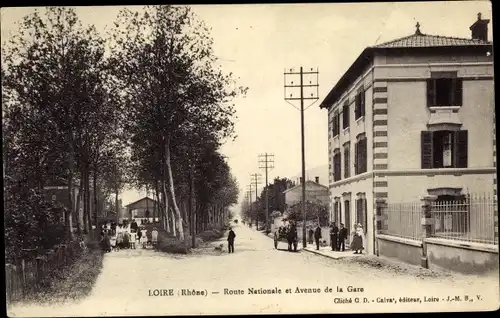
[330,222,339,251]
[227,227,236,253]
[338,223,347,251]
[350,224,364,254]
[308,227,314,245]
[314,224,322,250]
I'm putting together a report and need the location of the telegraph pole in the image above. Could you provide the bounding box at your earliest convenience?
[284,66,319,248]
[250,173,262,229]
[246,185,253,227]
[259,153,274,232]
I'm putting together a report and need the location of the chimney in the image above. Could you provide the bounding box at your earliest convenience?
[470,12,489,42]
[315,176,319,183]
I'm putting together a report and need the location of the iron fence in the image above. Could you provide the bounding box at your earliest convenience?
[431,193,497,245]
[380,202,421,241]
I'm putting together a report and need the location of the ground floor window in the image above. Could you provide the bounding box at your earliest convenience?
[432,194,469,236]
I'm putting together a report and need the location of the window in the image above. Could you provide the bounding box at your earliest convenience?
[355,135,367,174]
[343,142,350,179]
[332,112,340,137]
[355,197,368,234]
[332,113,340,137]
[433,195,469,237]
[344,200,351,236]
[355,88,365,120]
[421,130,468,169]
[342,102,350,129]
[427,75,463,107]
[333,200,341,223]
[333,150,341,182]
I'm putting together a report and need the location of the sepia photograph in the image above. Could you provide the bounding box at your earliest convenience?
[2,1,498,316]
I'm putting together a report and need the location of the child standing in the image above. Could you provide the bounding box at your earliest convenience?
[130,230,137,249]
[140,227,148,248]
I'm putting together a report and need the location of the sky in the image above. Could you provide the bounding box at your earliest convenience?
[1,1,493,215]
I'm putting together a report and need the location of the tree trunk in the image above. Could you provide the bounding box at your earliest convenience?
[189,167,195,248]
[161,182,170,233]
[115,187,120,224]
[76,177,83,235]
[66,135,75,241]
[93,169,98,227]
[85,166,92,237]
[164,137,184,240]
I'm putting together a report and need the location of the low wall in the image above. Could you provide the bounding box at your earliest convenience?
[426,238,499,274]
[376,234,422,266]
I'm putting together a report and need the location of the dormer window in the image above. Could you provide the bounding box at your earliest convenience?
[427,72,463,107]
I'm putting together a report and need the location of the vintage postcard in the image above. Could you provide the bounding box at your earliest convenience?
[2,1,499,316]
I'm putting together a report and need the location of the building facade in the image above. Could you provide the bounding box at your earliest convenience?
[320,14,495,255]
[125,197,159,220]
[283,178,329,207]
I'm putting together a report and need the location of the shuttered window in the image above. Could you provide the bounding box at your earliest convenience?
[344,200,350,235]
[421,130,468,169]
[427,77,463,107]
[333,151,341,182]
[332,112,340,137]
[354,89,365,120]
[342,102,350,129]
[343,142,350,178]
[355,137,367,174]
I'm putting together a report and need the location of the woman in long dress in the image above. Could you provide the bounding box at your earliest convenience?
[350,224,363,254]
[101,229,111,252]
[116,225,124,249]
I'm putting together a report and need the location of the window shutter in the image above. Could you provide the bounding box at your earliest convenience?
[363,198,368,234]
[360,91,365,117]
[453,79,463,106]
[363,138,368,172]
[427,79,435,107]
[339,201,342,224]
[337,113,341,134]
[454,130,468,168]
[354,141,359,175]
[355,95,360,119]
[421,131,434,169]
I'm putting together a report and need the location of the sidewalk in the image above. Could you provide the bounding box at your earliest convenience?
[302,246,364,260]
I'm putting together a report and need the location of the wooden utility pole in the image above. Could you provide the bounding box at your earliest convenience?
[284,66,319,248]
[246,184,253,226]
[258,153,274,232]
[250,173,262,229]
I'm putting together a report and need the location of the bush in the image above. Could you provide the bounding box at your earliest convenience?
[198,229,224,242]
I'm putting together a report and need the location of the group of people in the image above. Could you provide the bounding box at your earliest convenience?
[309,223,365,254]
[276,222,299,252]
[100,219,159,252]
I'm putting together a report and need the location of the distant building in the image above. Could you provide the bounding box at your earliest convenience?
[283,177,329,207]
[319,14,494,254]
[125,197,158,220]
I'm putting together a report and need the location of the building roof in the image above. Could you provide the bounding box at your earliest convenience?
[373,33,490,49]
[125,196,157,208]
[319,24,492,109]
[282,180,329,194]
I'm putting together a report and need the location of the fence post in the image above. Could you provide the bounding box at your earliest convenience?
[420,195,437,269]
[374,198,387,257]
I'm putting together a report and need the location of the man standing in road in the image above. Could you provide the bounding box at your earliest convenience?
[314,224,322,250]
[330,222,339,251]
[227,227,236,253]
[338,223,348,252]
